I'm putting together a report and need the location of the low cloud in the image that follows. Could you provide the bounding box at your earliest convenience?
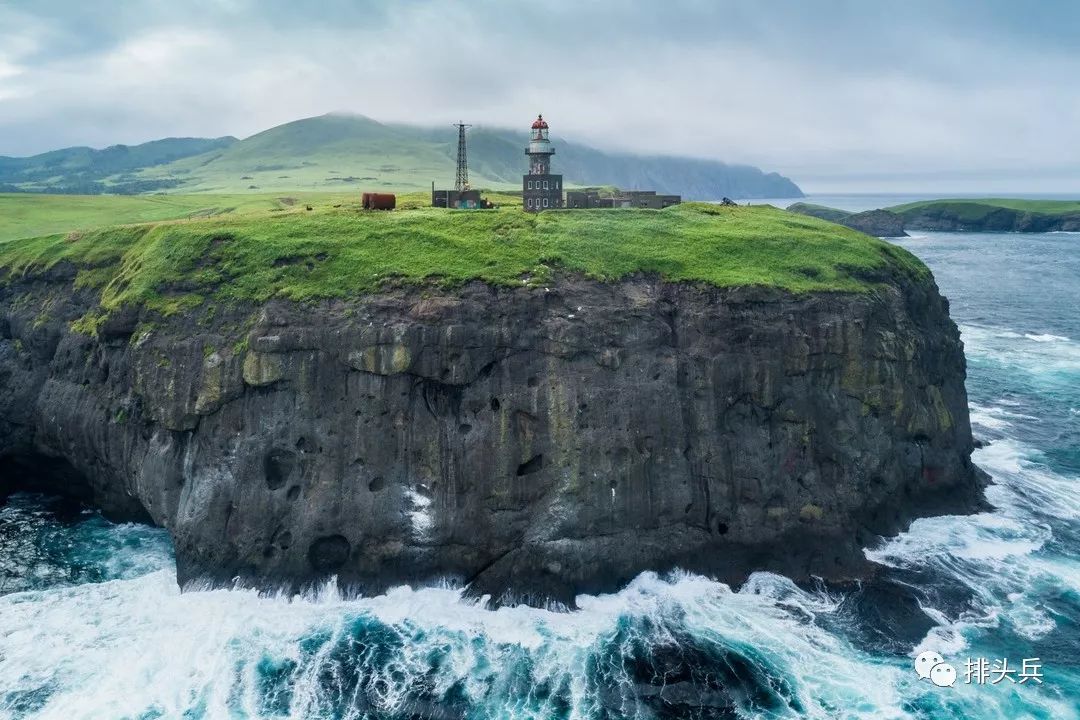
[2,0,1079,192]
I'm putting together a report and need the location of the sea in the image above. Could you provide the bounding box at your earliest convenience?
[0,194,1078,719]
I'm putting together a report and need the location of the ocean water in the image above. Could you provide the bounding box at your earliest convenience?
[1,229,1078,719]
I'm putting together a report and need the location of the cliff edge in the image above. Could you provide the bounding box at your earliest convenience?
[0,203,985,605]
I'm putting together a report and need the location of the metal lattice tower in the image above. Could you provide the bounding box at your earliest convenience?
[454,122,472,192]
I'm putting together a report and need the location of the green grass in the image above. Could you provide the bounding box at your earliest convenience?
[0,192,358,243]
[785,202,853,221]
[0,202,930,323]
[888,198,1080,217]
[0,190,527,243]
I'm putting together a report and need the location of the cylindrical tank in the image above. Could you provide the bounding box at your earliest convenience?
[361,192,396,210]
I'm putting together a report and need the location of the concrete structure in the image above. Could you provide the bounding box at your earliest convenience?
[431,122,493,209]
[612,190,682,209]
[566,190,614,209]
[432,184,486,209]
[522,115,563,212]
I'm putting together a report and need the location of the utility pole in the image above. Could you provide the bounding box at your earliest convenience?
[454,122,472,193]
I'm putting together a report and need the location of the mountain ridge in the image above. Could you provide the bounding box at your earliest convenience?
[0,113,802,199]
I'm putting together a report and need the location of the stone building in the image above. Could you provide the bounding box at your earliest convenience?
[522,114,681,212]
[612,190,682,209]
[566,190,614,209]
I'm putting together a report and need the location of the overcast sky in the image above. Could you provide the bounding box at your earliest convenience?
[1,0,1078,192]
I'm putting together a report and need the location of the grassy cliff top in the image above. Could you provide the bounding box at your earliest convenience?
[0,200,928,318]
[0,190,524,243]
[784,202,854,221]
[888,198,1080,217]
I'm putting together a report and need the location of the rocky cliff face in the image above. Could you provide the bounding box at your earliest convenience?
[899,206,1080,232]
[787,204,908,238]
[0,267,984,605]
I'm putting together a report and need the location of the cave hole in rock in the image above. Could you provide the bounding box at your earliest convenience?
[308,535,351,572]
[264,449,298,491]
[517,454,544,477]
[490,397,501,412]
[275,530,293,549]
[368,476,387,492]
[0,450,153,524]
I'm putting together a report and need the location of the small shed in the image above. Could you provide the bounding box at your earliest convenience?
[362,192,396,210]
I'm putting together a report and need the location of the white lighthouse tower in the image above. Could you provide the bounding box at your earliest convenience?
[522,114,563,212]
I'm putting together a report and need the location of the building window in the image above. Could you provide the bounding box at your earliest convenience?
[543,180,549,189]
[527,180,533,190]
[543,198,549,207]
[527,198,532,208]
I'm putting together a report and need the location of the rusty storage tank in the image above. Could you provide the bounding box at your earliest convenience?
[362,192,396,210]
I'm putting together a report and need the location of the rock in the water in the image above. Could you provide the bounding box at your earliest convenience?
[0,272,986,606]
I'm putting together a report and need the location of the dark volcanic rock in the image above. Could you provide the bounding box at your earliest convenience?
[898,205,1080,232]
[844,209,908,238]
[0,272,985,606]
[786,204,908,237]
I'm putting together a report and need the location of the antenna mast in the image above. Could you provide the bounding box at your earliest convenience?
[454,122,472,192]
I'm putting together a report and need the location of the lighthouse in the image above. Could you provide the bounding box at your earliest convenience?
[522,114,563,212]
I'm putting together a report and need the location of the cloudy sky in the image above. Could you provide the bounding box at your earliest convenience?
[1,0,1078,192]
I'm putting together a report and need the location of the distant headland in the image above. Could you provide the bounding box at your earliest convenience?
[789,198,1080,235]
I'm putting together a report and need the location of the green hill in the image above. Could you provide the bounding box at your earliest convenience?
[0,137,236,194]
[788,197,1080,233]
[887,198,1080,215]
[0,202,925,328]
[0,114,803,200]
[886,199,1080,232]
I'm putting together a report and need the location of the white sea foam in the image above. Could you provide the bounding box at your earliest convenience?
[961,323,1080,375]
[0,567,915,720]
[1024,333,1070,343]
[867,429,1080,705]
[968,403,1012,431]
[4,436,1078,720]
[404,487,433,537]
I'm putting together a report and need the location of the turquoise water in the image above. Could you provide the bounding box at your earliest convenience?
[0,229,1077,719]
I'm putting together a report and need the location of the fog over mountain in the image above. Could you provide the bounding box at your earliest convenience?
[0,114,802,199]
[2,1,1080,192]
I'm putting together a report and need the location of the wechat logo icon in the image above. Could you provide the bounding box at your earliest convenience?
[915,650,957,688]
